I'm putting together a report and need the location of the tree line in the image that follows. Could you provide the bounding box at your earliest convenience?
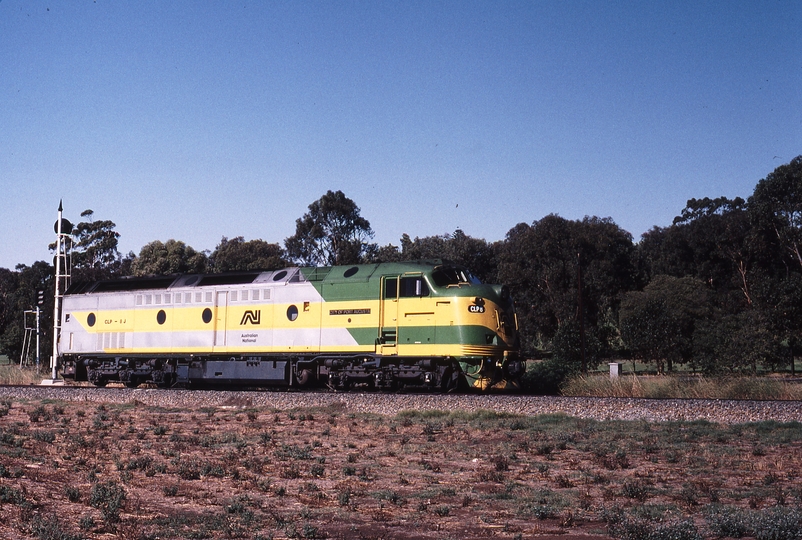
[2,157,801,387]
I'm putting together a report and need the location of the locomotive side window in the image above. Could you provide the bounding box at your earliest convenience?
[400,277,429,297]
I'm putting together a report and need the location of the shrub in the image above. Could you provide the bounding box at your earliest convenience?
[65,486,81,503]
[29,515,83,540]
[89,481,126,524]
[622,480,650,501]
[0,485,29,506]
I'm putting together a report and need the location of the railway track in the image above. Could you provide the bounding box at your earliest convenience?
[0,383,800,424]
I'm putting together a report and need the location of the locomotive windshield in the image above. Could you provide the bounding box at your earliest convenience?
[431,266,481,287]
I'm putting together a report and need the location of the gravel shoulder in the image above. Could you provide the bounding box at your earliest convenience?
[2,385,801,424]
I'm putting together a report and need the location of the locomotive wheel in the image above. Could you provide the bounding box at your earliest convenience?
[296,369,313,386]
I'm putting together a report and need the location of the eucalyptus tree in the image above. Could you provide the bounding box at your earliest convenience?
[496,214,638,358]
[0,262,54,364]
[69,210,123,281]
[131,240,208,276]
[394,230,497,283]
[284,191,375,266]
[619,275,709,373]
[209,236,287,273]
[749,155,802,273]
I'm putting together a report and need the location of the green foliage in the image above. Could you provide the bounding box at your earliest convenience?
[131,239,208,276]
[284,190,375,266]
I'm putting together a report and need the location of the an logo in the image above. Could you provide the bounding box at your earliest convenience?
[240,310,261,325]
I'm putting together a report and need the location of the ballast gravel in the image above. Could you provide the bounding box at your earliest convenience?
[1,385,801,424]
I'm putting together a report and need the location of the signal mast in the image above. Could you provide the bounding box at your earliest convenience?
[51,200,72,381]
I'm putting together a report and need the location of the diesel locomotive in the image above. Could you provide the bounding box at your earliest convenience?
[58,260,524,391]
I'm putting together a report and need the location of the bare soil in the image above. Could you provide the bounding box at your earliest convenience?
[0,397,800,539]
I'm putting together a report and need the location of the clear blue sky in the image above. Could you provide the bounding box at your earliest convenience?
[1,1,800,269]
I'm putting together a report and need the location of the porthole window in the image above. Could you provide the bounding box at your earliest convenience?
[344,266,359,278]
[273,270,288,281]
[87,313,96,327]
[202,308,213,324]
[287,305,299,321]
[157,310,166,325]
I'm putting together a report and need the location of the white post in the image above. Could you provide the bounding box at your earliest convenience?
[35,305,40,370]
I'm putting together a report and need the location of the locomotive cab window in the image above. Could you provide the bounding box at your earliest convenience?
[399,277,429,297]
[431,266,481,287]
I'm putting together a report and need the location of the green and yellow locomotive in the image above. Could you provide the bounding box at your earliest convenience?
[58,260,523,391]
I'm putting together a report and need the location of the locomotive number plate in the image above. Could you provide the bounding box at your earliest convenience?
[468,305,485,314]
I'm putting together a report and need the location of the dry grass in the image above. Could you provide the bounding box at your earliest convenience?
[0,365,48,386]
[561,373,802,400]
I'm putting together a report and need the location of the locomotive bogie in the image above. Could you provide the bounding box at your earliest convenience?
[58,261,523,390]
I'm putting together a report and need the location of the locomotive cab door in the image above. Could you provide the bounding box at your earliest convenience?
[379,276,398,355]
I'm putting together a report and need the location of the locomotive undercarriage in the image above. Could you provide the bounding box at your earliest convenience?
[60,354,472,392]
